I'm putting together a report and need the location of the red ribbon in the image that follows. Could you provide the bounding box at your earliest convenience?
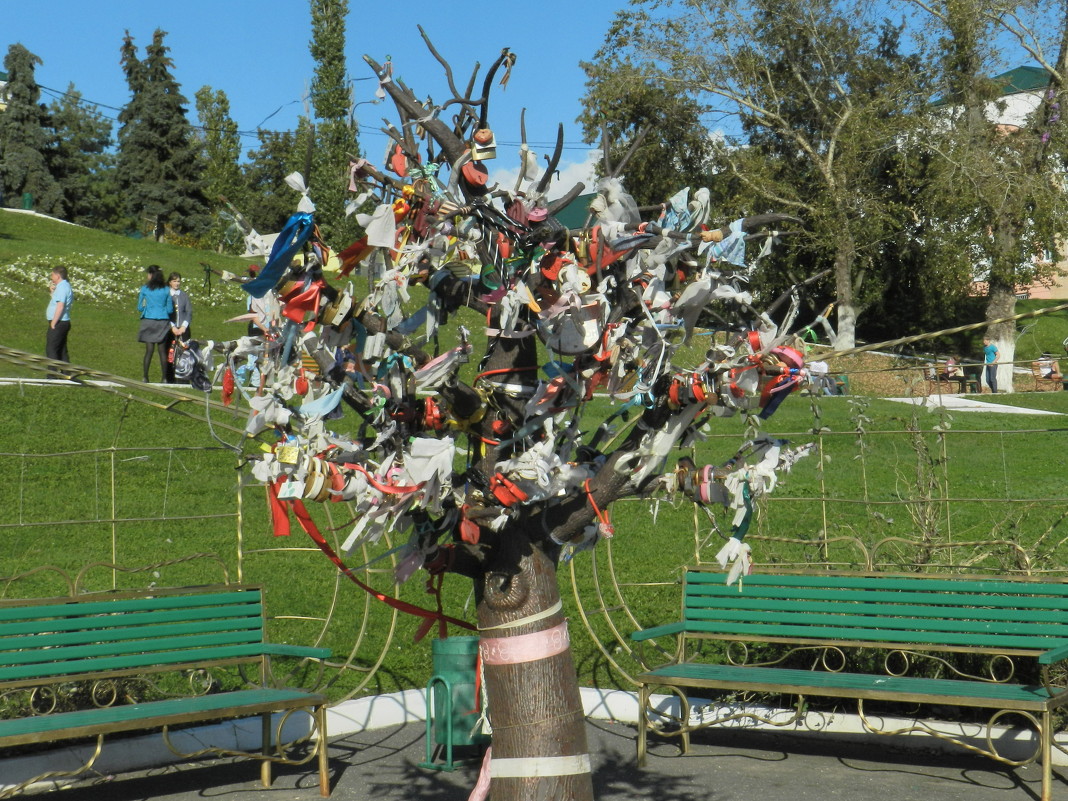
[280,280,325,325]
[340,463,426,495]
[265,481,475,639]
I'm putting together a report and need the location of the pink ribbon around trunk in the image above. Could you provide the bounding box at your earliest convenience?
[479,620,569,665]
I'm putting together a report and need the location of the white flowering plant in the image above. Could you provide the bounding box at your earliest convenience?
[0,253,247,307]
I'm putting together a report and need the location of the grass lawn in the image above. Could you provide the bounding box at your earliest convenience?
[2,209,1067,699]
[0,210,251,381]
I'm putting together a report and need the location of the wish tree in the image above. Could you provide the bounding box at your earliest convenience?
[207,38,815,801]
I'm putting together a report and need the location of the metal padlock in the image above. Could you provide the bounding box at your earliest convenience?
[277,445,300,465]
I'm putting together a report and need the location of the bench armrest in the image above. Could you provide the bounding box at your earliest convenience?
[1039,643,1068,665]
[631,622,685,642]
[261,644,332,660]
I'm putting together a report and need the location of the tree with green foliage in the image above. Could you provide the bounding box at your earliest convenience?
[596,0,929,349]
[195,86,247,253]
[0,44,63,215]
[579,52,714,207]
[308,0,361,246]
[46,84,119,229]
[766,19,981,347]
[117,29,209,242]
[908,0,1068,387]
[242,123,311,237]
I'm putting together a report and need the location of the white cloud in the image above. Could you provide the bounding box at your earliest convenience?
[489,148,601,202]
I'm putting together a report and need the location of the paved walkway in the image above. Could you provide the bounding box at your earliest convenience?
[40,719,1054,801]
[884,394,1064,414]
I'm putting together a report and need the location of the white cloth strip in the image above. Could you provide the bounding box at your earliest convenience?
[478,600,562,632]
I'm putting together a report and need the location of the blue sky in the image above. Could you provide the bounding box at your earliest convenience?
[5,0,623,189]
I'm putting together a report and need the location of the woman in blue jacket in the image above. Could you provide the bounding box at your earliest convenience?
[137,265,174,383]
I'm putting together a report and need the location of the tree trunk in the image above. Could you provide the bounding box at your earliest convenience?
[985,279,1018,394]
[477,543,594,801]
[834,301,857,352]
[831,233,858,350]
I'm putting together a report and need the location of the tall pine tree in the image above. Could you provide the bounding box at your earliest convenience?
[116,29,209,241]
[0,44,63,214]
[308,0,360,245]
[47,84,118,228]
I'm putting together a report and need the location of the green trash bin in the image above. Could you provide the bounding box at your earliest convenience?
[421,636,489,771]
[21,192,33,211]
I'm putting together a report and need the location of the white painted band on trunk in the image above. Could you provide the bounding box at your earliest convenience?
[490,753,591,778]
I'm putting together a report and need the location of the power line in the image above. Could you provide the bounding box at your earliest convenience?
[35,83,595,151]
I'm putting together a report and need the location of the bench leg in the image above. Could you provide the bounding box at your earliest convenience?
[1041,709,1052,801]
[637,684,649,767]
[261,712,273,789]
[679,693,691,756]
[317,704,331,797]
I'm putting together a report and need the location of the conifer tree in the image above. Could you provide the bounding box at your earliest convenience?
[0,44,63,214]
[242,127,305,236]
[116,29,209,241]
[308,0,361,245]
[47,84,117,228]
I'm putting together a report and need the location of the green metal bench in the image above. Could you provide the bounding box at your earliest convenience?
[631,569,1068,801]
[0,584,331,798]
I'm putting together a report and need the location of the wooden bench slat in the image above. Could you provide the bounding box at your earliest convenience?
[631,622,685,642]
[0,603,264,638]
[0,631,265,669]
[0,591,262,622]
[684,608,1068,638]
[0,642,269,682]
[0,617,264,652]
[674,619,1056,650]
[0,687,326,746]
[684,572,1068,595]
[684,594,1068,622]
[638,663,1052,708]
[688,584,1068,609]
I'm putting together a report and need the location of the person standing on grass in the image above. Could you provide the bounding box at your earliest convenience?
[45,266,73,374]
[167,272,192,343]
[166,272,192,382]
[983,336,1000,394]
[137,265,174,383]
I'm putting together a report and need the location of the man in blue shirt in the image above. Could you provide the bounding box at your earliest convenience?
[983,336,999,394]
[46,266,73,373]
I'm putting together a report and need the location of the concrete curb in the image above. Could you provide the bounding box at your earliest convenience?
[3,687,1065,795]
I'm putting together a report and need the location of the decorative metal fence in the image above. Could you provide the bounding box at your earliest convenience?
[1,371,1065,698]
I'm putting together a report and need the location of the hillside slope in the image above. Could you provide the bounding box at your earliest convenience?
[0,210,253,380]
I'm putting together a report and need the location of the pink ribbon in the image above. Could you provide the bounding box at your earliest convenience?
[480,621,569,665]
[467,746,492,801]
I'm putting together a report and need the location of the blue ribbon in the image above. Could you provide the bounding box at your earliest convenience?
[299,386,345,419]
[243,212,316,299]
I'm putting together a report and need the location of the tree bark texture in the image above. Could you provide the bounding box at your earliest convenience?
[477,545,594,801]
[832,233,859,350]
[986,279,1018,394]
